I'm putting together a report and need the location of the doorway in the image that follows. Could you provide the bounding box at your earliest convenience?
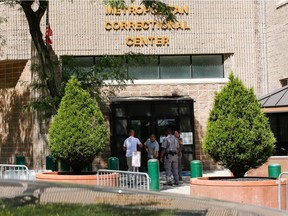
[110,96,195,171]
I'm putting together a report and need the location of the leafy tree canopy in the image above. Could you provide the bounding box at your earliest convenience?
[1,0,175,114]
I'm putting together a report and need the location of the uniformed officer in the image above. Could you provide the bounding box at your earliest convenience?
[160,128,179,185]
[174,130,183,181]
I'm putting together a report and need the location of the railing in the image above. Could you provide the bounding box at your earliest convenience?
[278,172,288,210]
[96,169,151,191]
[0,164,51,181]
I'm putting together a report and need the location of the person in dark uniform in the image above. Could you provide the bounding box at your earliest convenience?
[174,130,183,181]
[160,128,179,185]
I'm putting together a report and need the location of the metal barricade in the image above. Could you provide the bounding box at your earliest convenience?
[96,169,151,191]
[0,164,29,180]
[0,164,52,181]
[278,172,288,210]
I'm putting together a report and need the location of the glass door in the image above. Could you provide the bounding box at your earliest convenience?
[110,97,195,171]
[156,118,176,145]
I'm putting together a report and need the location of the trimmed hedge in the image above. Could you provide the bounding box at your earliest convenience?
[48,77,107,172]
[203,73,275,177]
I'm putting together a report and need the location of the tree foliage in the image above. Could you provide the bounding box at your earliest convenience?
[0,0,175,115]
[203,73,276,178]
[61,55,130,103]
[48,77,107,173]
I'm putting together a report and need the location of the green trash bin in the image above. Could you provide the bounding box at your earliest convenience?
[190,160,203,178]
[108,157,119,170]
[16,156,25,165]
[148,159,160,191]
[268,164,281,178]
[46,155,57,171]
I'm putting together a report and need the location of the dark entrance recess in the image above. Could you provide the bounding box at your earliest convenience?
[110,96,195,171]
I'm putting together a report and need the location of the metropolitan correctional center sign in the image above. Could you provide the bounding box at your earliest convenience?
[104,5,190,47]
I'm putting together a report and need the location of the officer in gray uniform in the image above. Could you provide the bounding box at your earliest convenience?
[160,128,179,185]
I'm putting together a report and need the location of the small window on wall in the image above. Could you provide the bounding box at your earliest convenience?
[267,113,288,156]
[74,57,94,71]
[192,55,223,78]
[128,56,158,79]
[160,56,191,79]
[95,56,127,80]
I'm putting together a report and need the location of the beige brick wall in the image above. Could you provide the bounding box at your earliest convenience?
[1,0,285,94]
[49,0,268,95]
[266,1,288,92]
[0,60,33,167]
[0,4,31,60]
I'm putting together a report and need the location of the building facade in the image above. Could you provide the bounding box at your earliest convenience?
[0,0,287,170]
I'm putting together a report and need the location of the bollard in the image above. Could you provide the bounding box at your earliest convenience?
[190,160,203,178]
[268,164,281,178]
[108,157,119,170]
[148,159,160,191]
[16,156,25,165]
[46,155,57,171]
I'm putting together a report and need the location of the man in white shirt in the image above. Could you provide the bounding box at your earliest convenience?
[123,129,143,171]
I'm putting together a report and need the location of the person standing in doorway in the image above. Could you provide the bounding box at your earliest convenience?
[144,134,159,159]
[123,129,143,171]
[174,130,183,181]
[160,128,179,185]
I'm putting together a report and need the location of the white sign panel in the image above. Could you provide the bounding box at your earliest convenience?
[181,132,193,145]
[132,151,141,167]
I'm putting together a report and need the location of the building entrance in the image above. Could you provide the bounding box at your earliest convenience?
[110,96,195,171]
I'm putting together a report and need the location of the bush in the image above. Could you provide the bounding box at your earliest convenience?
[203,73,276,177]
[48,77,107,173]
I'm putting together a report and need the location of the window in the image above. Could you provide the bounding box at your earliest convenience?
[70,54,225,80]
[74,56,94,71]
[267,113,288,156]
[192,55,224,78]
[160,56,191,79]
[127,56,158,79]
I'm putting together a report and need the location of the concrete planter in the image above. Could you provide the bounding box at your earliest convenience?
[190,177,287,209]
[36,172,118,186]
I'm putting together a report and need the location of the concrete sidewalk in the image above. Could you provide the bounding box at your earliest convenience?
[160,169,231,195]
[0,177,286,216]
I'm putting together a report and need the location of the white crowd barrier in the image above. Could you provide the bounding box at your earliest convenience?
[278,172,288,211]
[96,169,151,191]
[0,164,51,181]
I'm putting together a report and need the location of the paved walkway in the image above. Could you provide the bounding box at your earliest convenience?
[0,179,286,216]
[160,169,231,195]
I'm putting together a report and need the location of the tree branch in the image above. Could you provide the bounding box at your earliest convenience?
[17,0,61,112]
[35,0,48,23]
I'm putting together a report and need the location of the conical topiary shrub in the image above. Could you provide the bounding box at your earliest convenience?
[48,77,107,173]
[203,73,275,178]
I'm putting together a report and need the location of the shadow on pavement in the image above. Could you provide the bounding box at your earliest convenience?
[0,179,286,216]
